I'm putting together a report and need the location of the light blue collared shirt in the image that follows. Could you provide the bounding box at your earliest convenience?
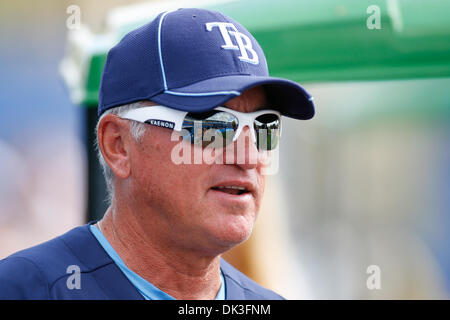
[89,224,225,300]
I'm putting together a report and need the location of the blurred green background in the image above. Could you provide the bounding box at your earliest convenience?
[0,0,449,299]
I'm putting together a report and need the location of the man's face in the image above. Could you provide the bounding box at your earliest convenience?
[126,86,268,254]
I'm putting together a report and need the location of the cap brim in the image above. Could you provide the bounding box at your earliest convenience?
[149,75,314,120]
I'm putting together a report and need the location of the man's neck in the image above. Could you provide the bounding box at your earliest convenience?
[97,206,223,300]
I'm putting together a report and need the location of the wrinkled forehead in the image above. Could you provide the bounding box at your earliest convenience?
[223,86,268,113]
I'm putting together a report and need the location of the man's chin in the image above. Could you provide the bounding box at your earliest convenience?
[206,215,255,251]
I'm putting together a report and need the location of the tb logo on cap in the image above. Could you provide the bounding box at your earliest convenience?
[206,22,259,65]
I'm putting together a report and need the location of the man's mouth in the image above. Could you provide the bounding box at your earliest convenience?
[211,185,250,196]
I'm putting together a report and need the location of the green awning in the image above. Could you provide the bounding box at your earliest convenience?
[60,0,450,107]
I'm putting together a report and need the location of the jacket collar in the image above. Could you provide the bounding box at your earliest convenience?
[67,223,245,300]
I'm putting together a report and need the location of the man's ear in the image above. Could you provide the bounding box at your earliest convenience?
[97,114,132,179]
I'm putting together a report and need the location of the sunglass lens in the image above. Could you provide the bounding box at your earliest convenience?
[254,114,281,150]
[182,111,238,148]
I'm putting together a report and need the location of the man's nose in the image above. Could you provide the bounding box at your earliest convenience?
[224,126,261,170]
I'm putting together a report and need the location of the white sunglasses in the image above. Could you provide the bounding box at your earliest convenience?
[121,105,282,150]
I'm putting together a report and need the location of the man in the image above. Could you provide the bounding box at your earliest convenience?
[0,8,314,299]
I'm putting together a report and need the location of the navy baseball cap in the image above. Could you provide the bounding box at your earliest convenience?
[98,8,314,120]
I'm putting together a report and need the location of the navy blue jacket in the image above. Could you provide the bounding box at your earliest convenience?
[0,224,283,300]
